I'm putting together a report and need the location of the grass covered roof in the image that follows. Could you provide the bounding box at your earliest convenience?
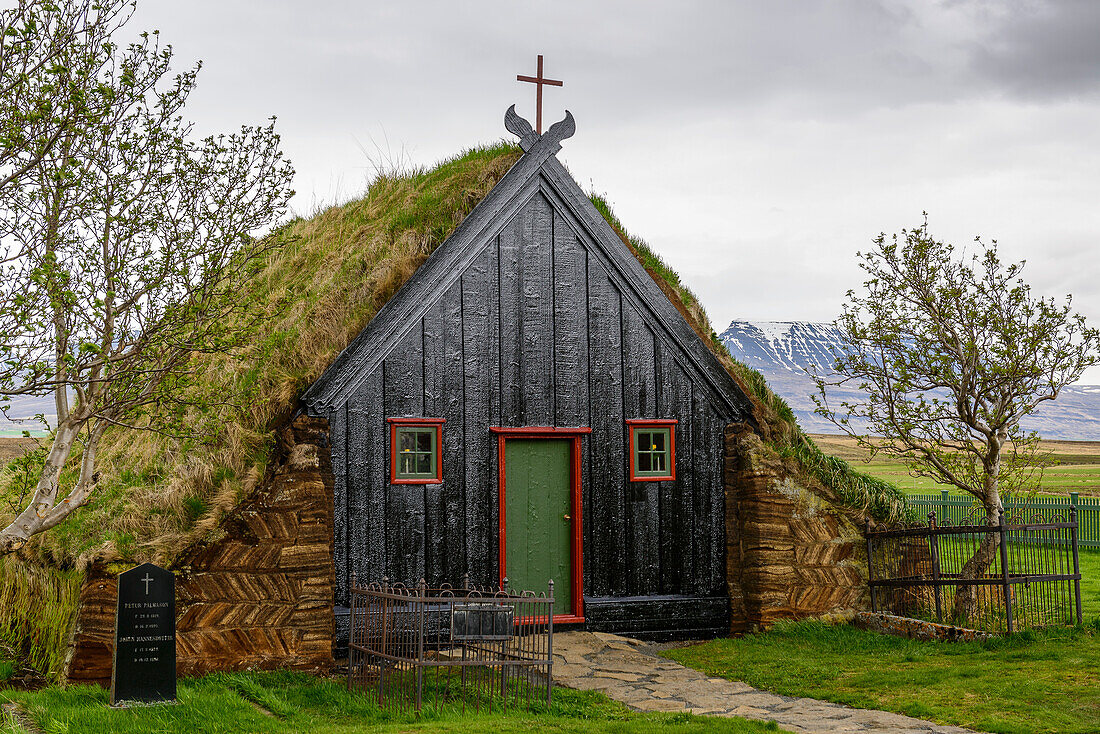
[1,142,906,569]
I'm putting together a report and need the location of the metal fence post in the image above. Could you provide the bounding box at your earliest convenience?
[865,520,877,613]
[928,511,944,623]
[348,572,357,692]
[416,578,426,712]
[998,509,1015,634]
[1070,507,1083,626]
[547,578,555,708]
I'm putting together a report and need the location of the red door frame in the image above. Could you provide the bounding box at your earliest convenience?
[491,426,590,624]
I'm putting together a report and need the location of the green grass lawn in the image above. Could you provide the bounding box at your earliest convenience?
[810,434,1100,498]
[0,669,785,734]
[665,548,1100,734]
[666,621,1100,734]
[862,461,1100,498]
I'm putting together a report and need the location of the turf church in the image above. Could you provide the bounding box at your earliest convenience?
[303,104,755,638]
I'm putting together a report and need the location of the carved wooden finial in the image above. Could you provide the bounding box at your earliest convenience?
[505,105,575,154]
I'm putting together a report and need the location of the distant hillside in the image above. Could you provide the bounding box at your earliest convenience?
[0,395,53,436]
[720,319,1100,441]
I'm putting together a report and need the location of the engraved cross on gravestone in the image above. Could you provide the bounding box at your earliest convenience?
[111,562,176,706]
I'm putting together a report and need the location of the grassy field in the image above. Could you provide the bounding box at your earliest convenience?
[666,548,1100,734]
[811,434,1100,497]
[667,621,1100,734]
[0,437,39,465]
[0,669,785,734]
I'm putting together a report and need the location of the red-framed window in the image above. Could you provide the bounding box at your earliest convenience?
[389,417,445,484]
[626,419,677,482]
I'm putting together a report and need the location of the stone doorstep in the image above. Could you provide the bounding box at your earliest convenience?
[616,688,659,704]
[672,681,743,699]
[555,676,621,693]
[727,704,773,719]
[655,682,724,701]
[782,709,863,722]
[649,669,706,683]
[678,693,744,711]
[551,655,591,666]
[594,660,664,675]
[592,670,643,682]
[841,710,939,727]
[772,722,863,734]
[549,662,589,678]
[589,683,638,701]
[721,692,788,709]
[641,686,679,699]
[597,649,666,664]
[630,698,687,712]
[590,631,646,646]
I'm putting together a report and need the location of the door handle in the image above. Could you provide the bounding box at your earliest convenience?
[563,514,571,520]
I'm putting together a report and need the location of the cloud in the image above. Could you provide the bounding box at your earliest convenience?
[966,0,1100,100]
[124,0,1100,384]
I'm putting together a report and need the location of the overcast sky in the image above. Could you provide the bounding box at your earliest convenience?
[132,0,1100,382]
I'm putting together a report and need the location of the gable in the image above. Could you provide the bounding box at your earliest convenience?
[303,142,753,423]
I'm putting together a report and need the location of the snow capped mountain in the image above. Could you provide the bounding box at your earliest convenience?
[720,319,1100,440]
[719,320,845,375]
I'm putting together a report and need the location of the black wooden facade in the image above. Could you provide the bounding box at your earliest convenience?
[303,111,755,638]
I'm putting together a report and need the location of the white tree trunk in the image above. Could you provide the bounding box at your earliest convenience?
[0,415,101,554]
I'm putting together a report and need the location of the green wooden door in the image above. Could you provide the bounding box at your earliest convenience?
[505,439,572,616]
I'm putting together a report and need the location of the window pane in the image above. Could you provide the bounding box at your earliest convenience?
[632,425,673,477]
[395,425,440,479]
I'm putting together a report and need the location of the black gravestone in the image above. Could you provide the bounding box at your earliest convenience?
[110,563,176,706]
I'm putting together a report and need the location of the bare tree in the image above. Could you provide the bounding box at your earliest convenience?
[814,217,1099,619]
[0,2,294,554]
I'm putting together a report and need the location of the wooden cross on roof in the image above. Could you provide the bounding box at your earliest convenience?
[517,54,563,135]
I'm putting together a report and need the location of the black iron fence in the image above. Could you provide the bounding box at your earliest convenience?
[865,508,1083,634]
[348,576,554,713]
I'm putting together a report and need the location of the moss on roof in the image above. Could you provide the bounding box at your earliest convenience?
[1,140,905,570]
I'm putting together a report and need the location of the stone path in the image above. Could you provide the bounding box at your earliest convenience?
[551,631,981,734]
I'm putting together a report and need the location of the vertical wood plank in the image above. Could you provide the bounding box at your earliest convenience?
[520,194,554,425]
[383,329,426,583]
[439,280,465,585]
[330,405,348,605]
[622,300,659,595]
[499,213,523,426]
[463,247,495,585]
[421,303,445,584]
[585,262,625,596]
[692,388,723,596]
[486,239,501,583]
[621,300,658,420]
[705,404,727,596]
[552,213,589,426]
[663,356,695,594]
[348,368,385,590]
